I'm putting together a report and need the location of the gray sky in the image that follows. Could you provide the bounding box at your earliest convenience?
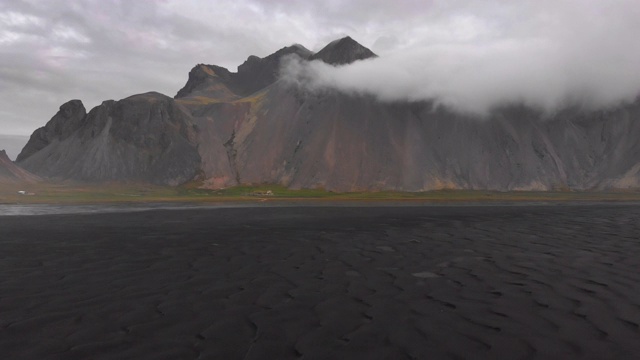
[1,0,639,141]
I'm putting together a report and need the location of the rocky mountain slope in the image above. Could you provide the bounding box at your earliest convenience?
[16,37,640,190]
[0,150,41,184]
[18,93,199,185]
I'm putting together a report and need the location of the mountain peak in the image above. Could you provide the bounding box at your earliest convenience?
[16,99,86,163]
[273,44,314,59]
[174,64,235,99]
[310,36,377,65]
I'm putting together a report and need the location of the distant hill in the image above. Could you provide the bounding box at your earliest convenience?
[0,150,41,184]
[16,37,640,191]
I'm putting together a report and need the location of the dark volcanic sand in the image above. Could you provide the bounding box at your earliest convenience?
[1,205,640,360]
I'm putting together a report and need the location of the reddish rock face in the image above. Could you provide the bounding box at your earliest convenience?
[15,37,640,190]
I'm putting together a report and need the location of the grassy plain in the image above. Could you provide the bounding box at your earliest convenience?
[2,182,640,205]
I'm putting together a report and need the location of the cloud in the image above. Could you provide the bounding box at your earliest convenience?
[1,0,639,139]
[0,134,29,160]
[280,0,640,114]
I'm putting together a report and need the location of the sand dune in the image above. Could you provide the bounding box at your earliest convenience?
[1,205,639,359]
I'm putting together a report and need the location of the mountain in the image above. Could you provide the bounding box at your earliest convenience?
[18,93,200,185]
[175,44,313,100]
[17,100,87,163]
[0,149,41,184]
[16,37,640,191]
[309,36,377,65]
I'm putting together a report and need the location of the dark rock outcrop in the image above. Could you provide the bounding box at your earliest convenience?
[309,36,377,65]
[174,64,237,100]
[19,92,200,186]
[175,44,313,99]
[235,44,313,95]
[17,100,86,162]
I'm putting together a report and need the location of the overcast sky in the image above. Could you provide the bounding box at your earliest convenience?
[1,0,640,145]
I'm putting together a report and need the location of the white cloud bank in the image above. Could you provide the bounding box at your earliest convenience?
[281,1,640,114]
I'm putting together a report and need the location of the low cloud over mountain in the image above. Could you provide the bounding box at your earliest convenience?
[281,1,640,114]
[3,1,639,133]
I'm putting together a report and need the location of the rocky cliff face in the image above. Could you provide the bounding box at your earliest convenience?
[201,84,640,191]
[17,100,86,162]
[16,37,640,190]
[175,44,313,100]
[18,92,200,186]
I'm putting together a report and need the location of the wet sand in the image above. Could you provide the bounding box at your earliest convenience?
[1,205,639,359]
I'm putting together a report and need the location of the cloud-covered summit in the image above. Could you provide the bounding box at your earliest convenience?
[281,1,640,114]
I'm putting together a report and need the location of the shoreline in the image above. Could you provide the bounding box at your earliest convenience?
[3,191,640,206]
[4,197,640,208]
[2,200,640,217]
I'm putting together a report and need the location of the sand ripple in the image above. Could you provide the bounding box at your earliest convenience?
[1,205,639,359]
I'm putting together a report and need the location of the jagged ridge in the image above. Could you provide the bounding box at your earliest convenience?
[175,44,313,99]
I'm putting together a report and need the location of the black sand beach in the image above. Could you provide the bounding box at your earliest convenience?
[1,205,639,359]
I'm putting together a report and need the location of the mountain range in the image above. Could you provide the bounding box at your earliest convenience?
[10,36,640,191]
